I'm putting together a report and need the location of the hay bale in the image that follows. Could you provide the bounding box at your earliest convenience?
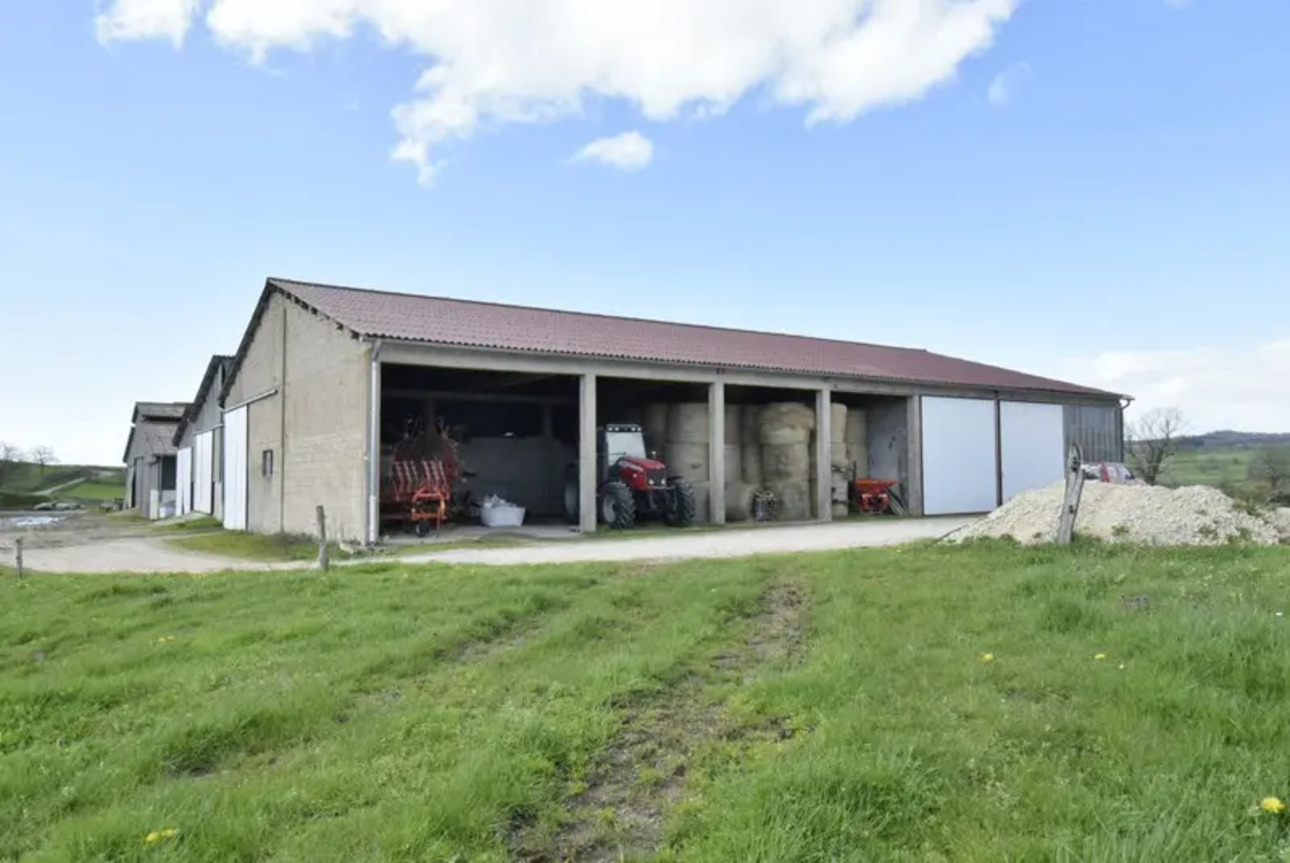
[767,480,812,521]
[643,403,669,453]
[689,480,712,524]
[762,443,810,482]
[726,482,754,522]
[830,403,848,444]
[724,404,741,445]
[740,405,763,444]
[741,443,763,485]
[845,408,867,444]
[667,403,709,443]
[758,403,815,445]
[663,442,708,482]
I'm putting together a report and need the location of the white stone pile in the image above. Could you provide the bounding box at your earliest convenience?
[949,481,1290,547]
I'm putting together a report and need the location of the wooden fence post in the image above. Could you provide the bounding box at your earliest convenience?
[14,537,24,579]
[1055,444,1085,545]
[316,505,329,571]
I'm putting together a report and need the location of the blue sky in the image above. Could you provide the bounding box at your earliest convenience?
[2,0,1287,466]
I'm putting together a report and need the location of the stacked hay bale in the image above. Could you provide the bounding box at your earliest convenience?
[829,402,850,519]
[723,404,751,521]
[758,402,815,520]
[642,403,669,457]
[664,403,710,523]
[845,407,869,479]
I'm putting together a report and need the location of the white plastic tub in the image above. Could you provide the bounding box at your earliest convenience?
[480,504,525,528]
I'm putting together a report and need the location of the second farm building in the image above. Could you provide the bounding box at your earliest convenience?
[189,277,1125,542]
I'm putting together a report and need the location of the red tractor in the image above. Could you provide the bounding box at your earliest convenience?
[563,423,697,529]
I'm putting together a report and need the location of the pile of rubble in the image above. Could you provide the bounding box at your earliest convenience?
[948,481,1290,547]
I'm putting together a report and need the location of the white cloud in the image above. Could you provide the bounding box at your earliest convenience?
[1048,337,1290,433]
[95,0,1017,183]
[573,132,654,171]
[987,61,1029,106]
[95,0,201,47]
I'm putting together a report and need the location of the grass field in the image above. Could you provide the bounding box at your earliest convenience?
[168,530,347,562]
[1165,449,1259,490]
[62,481,124,502]
[4,542,1290,861]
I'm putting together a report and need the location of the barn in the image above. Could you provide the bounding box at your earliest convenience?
[172,355,234,520]
[122,401,189,520]
[214,277,1126,542]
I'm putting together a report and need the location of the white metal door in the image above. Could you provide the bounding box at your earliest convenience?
[193,431,214,514]
[223,407,248,530]
[921,396,998,516]
[1000,402,1065,502]
[176,448,193,516]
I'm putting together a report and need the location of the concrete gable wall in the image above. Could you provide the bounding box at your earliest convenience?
[223,291,368,540]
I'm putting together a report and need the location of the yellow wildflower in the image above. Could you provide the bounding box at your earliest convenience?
[1261,797,1286,814]
[1094,653,1107,660]
[144,832,162,844]
[981,653,995,663]
[144,827,179,844]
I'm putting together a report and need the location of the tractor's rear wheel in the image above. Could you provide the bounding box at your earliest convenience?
[599,481,636,529]
[562,464,580,524]
[664,478,697,527]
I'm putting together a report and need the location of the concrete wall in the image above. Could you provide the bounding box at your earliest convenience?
[224,291,368,540]
[458,436,574,517]
[280,298,368,540]
[867,399,910,498]
[1064,404,1123,464]
[124,426,178,520]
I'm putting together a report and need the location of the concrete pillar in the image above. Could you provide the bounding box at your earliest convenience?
[579,373,598,533]
[906,395,924,516]
[708,381,726,524]
[816,388,832,521]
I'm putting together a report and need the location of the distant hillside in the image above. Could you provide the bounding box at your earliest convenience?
[1175,430,1290,451]
[0,461,125,509]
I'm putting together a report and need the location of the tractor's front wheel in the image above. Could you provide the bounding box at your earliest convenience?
[599,481,636,529]
[562,464,580,524]
[664,478,697,527]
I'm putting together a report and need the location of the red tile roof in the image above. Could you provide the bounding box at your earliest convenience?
[269,278,1118,398]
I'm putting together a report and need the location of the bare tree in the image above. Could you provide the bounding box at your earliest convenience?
[30,446,57,475]
[0,442,23,488]
[1249,447,1290,502]
[1125,407,1186,486]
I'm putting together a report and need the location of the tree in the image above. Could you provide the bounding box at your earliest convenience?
[1249,447,1290,503]
[30,446,56,475]
[0,442,23,488]
[1125,407,1186,486]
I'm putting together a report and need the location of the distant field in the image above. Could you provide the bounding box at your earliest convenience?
[1164,448,1257,489]
[4,542,1290,861]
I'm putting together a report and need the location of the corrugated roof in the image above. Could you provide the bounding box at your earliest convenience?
[265,277,1118,398]
[135,402,188,421]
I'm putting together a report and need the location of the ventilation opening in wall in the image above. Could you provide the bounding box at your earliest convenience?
[261,449,274,478]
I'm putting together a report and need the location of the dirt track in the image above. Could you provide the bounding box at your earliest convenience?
[5,516,974,574]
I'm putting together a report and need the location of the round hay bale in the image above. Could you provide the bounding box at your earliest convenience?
[689,480,712,524]
[845,408,867,444]
[663,442,708,482]
[740,406,763,444]
[643,403,669,452]
[830,474,849,503]
[762,443,810,482]
[724,404,741,445]
[667,403,709,443]
[830,403,848,444]
[741,444,763,485]
[846,443,870,477]
[723,444,742,480]
[832,502,850,519]
[725,482,754,522]
[758,403,815,445]
[767,480,812,521]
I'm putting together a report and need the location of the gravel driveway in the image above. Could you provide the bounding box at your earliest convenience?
[12,517,975,574]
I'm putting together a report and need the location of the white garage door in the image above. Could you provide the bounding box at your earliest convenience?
[921,396,998,516]
[223,407,248,531]
[176,448,192,516]
[193,431,214,514]
[1000,402,1065,502]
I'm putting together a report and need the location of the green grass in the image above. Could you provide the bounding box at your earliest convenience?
[4,543,1290,861]
[167,530,346,562]
[62,481,124,502]
[154,516,223,533]
[1165,448,1258,490]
